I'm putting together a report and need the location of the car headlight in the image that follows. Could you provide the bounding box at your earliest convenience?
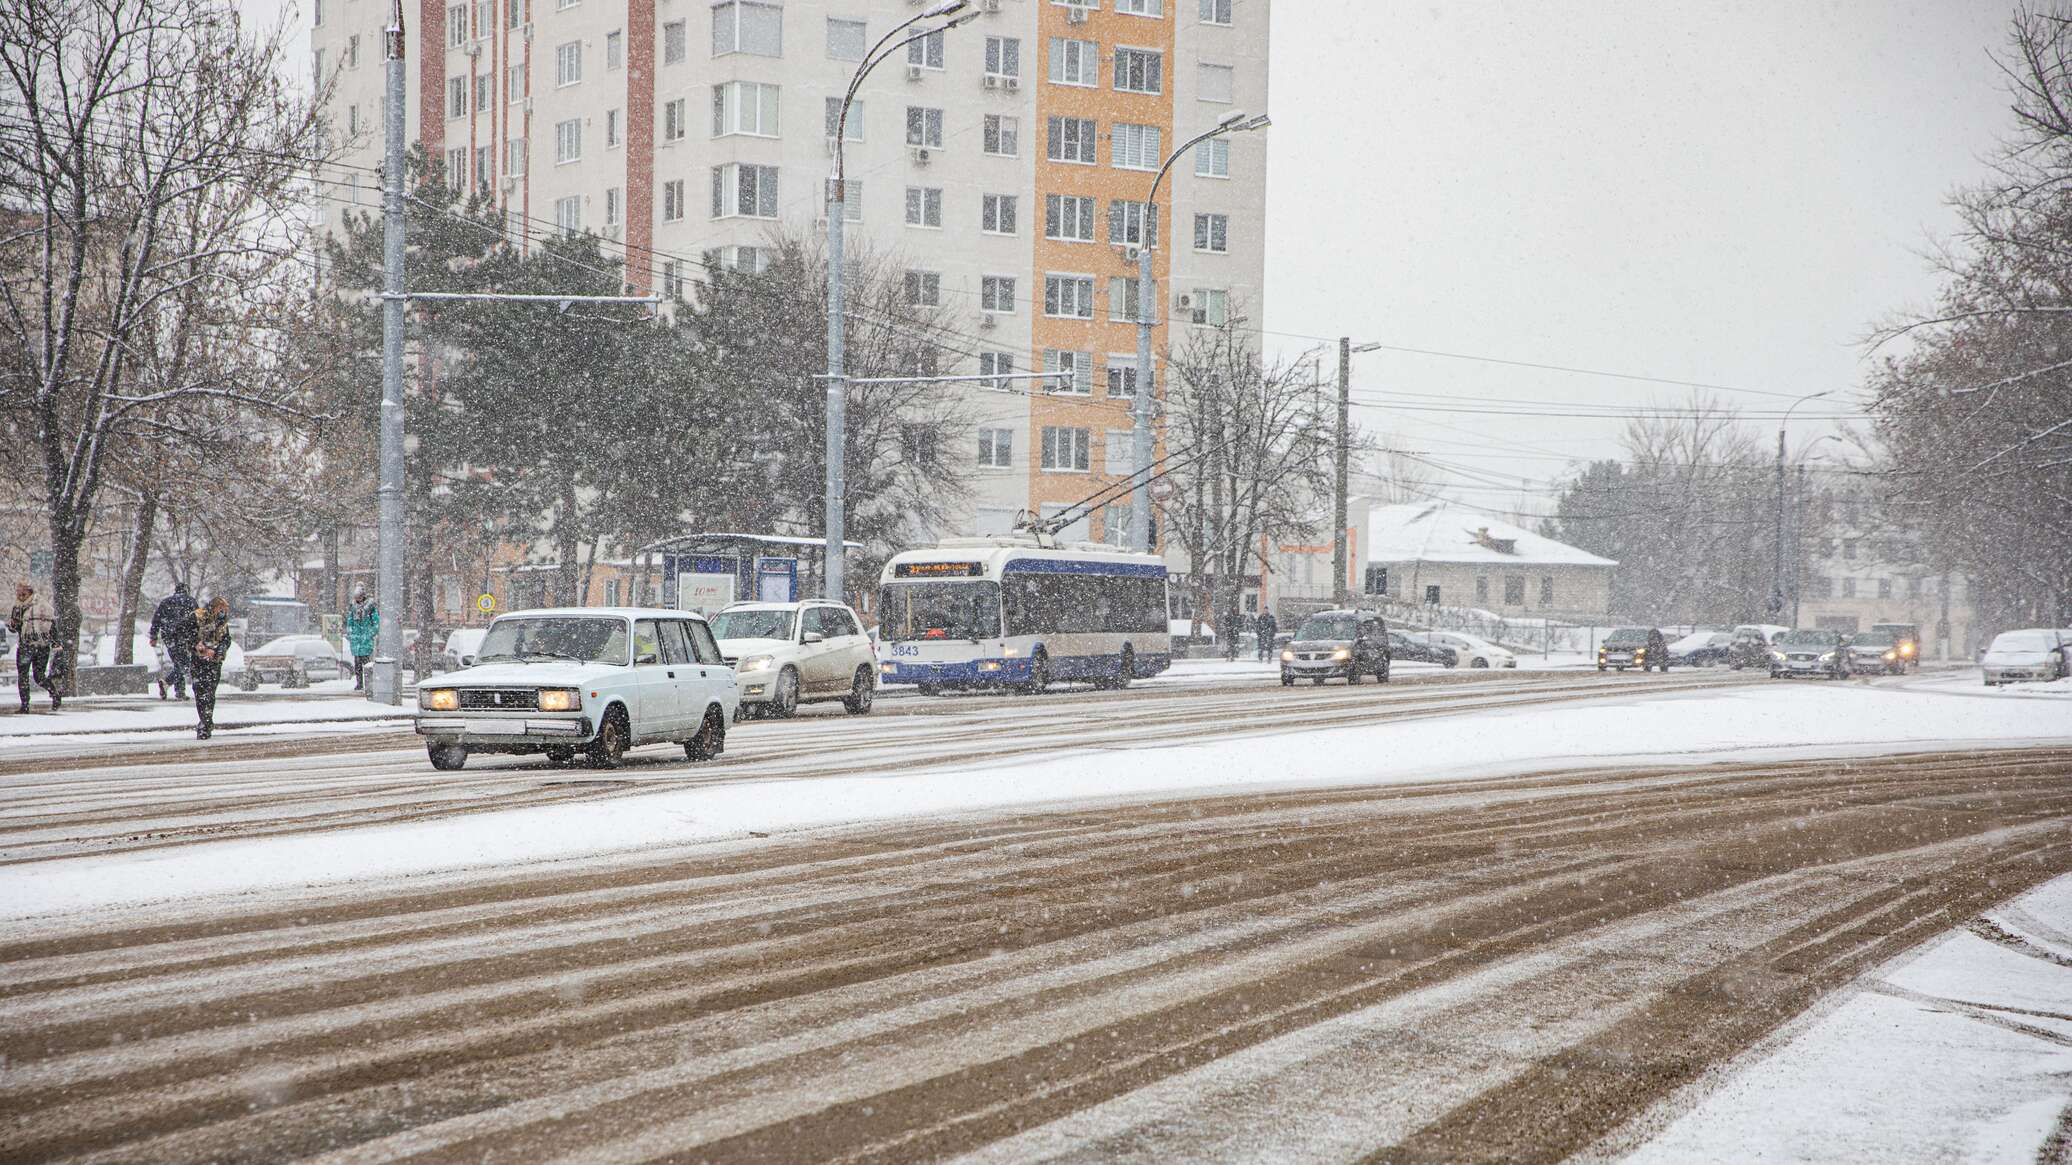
[1819,651,1836,662]
[1280,649,1294,662]
[736,654,775,672]
[1899,643,1914,656]
[1883,651,1896,661]
[420,688,458,711]
[1331,647,1350,661]
[1634,649,1647,657]
[1770,651,1786,662]
[537,687,579,712]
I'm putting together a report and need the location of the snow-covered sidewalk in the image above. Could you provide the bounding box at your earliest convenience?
[0,692,410,741]
[1614,873,2072,1163]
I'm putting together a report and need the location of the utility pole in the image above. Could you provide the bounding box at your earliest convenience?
[1774,391,1829,623]
[371,0,407,706]
[1332,337,1350,606]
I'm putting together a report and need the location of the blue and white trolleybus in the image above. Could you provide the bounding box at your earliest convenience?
[877,538,1172,693]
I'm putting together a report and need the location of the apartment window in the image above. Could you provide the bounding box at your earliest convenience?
[1197,62,1234,102]
[607,29,624,69]
[907,29,944,69]
[1193,212,1228,252]
[711,162,778,218]
[1044,348,1094,394]
[554,195,580,232]
[662,20,686,64]
[1812,576,1834,599]
[1502,576,1525,605]
[1189,287,1228,326]
[1200,0,1232,23]
[1113,47,1163,93]
[979,352,1015,391]
[505,136,526,175]
[981,275,1016,313]
[554,118,581,163]
[1042,427,1092,471]
[713,80,780,137]
[826,17,866,60]
[474,74,492,113]
[723,245,770,273]
[472,0,490,33]
[1106,354,1140,396]
[1877,577,1893,599]
[1425,585,1441,605]
[605,186,621,226]
[606,108,620,148]
[1045,275,1096,318]
[1118,0,1162,13]
[712,1,783,57]
[447,4,467,47]
[508,64,524,101]
[1843,539,1858,560]
[983,114,1019,156]
[662,178,685,221]
[1365,565,1389,596]
[556,0,574,9]
[508,0,525,30]
[662,260,684,298]
[1049,38,1099,86]
[474,144,493,185]
[825,97,864,140]
[313,48,323,82]
[347,104,361,136]
[1108,199,1156,246]
[1112,122,1162,170]
[902,270,942,308]
[1475,576,1488,603]
[1046,116,1097,163]
[556,40,582,86]
[905,106,944,148]
[442,147,463,183]
[905,186,943,227]
[978,426,1013,467]
[1842,577,1858,599]
[1540,576,1554,604]
[314,0,324,26]
[1107,277,1145,322]
[982,193,1017,234]
[347,34,359,68]
[446,75,465,119]
[664,98,687,141]
[1194,136,1230,176]
[984,36,1021,78]
[1045,194,1096,241]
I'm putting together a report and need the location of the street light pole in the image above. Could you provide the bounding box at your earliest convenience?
[1775,390,1830,621]
[825,1,973,601]
[1131,109,1268,554]
[1332,338,1379,606]
[371,0,408,706]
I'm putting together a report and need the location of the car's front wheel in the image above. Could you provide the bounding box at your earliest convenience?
[842,666,875,715]
[427,743,467,771]
[770,667,800,718]
[686,706,726,760]
[1472,657,1489,668]
[587,707,629,769]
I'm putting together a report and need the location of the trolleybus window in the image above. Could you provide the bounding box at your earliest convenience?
[879,580,1003,640]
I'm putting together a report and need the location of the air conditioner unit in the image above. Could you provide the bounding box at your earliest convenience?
[982,74,999,89]
[1067,6,1088,24]
[467,41,482,58]
[1173,293,1193,311]
[522,96,533,113]
[501,176,517,193]
[907,64,924,81]
[1120,245,1140,263]
[909,145,932,164]
[979,312,998,330]
[521,21,532,41]
[1004,76,1019,91]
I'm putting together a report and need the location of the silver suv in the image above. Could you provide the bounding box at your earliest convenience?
[711,601,878,717]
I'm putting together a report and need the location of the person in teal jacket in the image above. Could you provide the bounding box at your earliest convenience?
[345,591,379,690]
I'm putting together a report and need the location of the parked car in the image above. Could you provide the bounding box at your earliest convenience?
[1726,625,1785,670]
[440,627,489,674]
[1387,631,1458,668]
[1280,609,1391,685]
[1868,622,1922,672]
[243,635,345,688]
[1421,630,1516,669]
[1980,628,2069,686]
[1599,627,1669,672]
[710,600,877,717]
[1844,630,1907,676]
[1668,631,1733,667]
[415,607,737,770]
[1769,629,1848,680]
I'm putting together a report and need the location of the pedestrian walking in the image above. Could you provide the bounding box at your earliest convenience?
[190,596,232,739]
[1256,610,1279,662]
[8,582,61,712]
[345,590,379,691]
[148,581,198,700]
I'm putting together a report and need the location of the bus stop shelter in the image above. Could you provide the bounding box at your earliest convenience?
[638,534,863,616]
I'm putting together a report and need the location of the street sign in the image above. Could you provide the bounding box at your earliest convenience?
[476,593,496,614]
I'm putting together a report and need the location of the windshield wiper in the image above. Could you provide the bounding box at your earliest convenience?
[477,652,521,663]
[520,650,585,663]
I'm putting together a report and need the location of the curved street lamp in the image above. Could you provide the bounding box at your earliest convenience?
[1772,390,1830,616]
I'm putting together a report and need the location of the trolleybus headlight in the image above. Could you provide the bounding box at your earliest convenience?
[978,660,1003,672]
[420,688,458,711]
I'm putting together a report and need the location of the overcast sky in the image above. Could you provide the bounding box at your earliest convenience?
[244,0,2021,511]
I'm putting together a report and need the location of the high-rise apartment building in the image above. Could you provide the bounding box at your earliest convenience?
[311,0,1269,547]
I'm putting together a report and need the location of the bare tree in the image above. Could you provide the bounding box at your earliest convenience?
[0,0,327,671]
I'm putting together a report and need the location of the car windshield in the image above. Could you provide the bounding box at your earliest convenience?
[1778,631,1836,647]
[475,616,629,665]
[1989,631,2056,653]
[1852,632,1895,648]
[711,609,796,641]
[1605,629,1650,645]
[1296,615,1358,641]
[879,581,1002,641]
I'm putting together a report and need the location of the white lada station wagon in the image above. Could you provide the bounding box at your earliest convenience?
[415,607,738,770]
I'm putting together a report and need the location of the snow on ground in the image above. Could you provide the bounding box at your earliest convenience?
[1614,873,2072,1164]
[5,679,2067,922]
[0,692,408,741]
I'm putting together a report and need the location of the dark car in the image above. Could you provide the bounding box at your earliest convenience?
[1386,632,1458,668]
[1845,630,1906,676]
[1598,627,1670,672]
[1280,609,1391,686]
[1770,629,1847,679]
[1869,622,1921,672]
[1670,631,1733,667]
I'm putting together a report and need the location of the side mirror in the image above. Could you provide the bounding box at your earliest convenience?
[803,631,826,644]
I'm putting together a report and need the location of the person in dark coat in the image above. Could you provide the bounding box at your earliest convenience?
[1256,610,1279,661]
[9,582,60,713]
[148,581,198,700]
[190,596,232,739]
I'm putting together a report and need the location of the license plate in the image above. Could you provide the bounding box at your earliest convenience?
[471,722,528,734]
